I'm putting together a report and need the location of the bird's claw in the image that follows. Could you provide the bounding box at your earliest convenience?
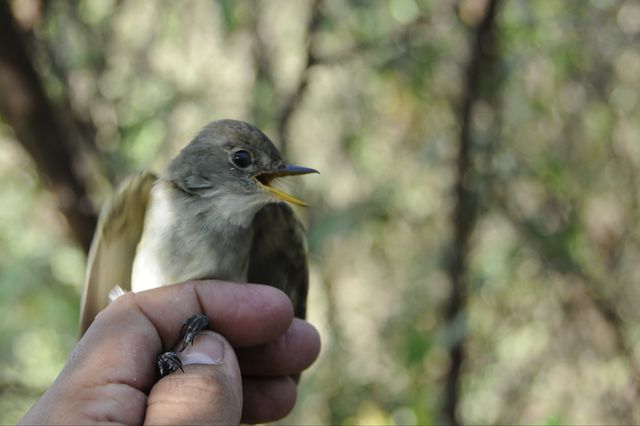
[157,351,183,377]
[155,314,209,377]
[178,314,209,352]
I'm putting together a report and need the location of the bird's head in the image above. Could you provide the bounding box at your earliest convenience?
[165,120,318,211]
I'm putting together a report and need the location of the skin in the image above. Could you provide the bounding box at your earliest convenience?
[20,280,321,425]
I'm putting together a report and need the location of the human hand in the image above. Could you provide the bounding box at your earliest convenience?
[19,280,321,425]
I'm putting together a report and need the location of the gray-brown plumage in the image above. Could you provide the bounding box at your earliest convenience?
[79,120,316,335]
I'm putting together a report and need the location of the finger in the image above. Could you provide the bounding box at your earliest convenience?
[65,280,292,394]
[132,280,294,348]
[21,281,295,425]
[241,376,297,424]
[236,318,321,376]
[145,331,242,425]
[18,381,148,425]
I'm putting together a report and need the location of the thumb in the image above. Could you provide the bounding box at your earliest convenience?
[144,331,242,425]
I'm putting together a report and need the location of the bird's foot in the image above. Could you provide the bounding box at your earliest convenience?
[157,351,183,377]
[155,314,209,377]
[178,314,209,353]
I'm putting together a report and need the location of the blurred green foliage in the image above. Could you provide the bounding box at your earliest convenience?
[2,0,640,424]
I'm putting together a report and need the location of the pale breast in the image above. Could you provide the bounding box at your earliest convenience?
[131,180,259,292]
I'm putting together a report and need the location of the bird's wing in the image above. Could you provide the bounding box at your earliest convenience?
[78,172,156,336]
[248,203,309,319]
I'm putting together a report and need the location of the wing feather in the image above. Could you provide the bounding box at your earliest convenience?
[247,203,309,319]
[78,172,156,336]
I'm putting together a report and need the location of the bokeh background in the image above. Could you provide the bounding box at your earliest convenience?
[1,0,640,424]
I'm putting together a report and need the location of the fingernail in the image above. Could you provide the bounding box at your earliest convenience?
[179,331,225,366]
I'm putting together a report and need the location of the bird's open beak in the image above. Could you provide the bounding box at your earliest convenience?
[253,164,319,207]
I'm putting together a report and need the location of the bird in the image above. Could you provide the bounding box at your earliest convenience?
[78,120,317,367]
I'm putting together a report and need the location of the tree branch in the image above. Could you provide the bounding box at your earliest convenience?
[276,0,323,156]
[442,1,501,424]
[0,2,97,253]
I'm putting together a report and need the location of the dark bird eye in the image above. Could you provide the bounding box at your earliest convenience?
[231,150,252,168]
